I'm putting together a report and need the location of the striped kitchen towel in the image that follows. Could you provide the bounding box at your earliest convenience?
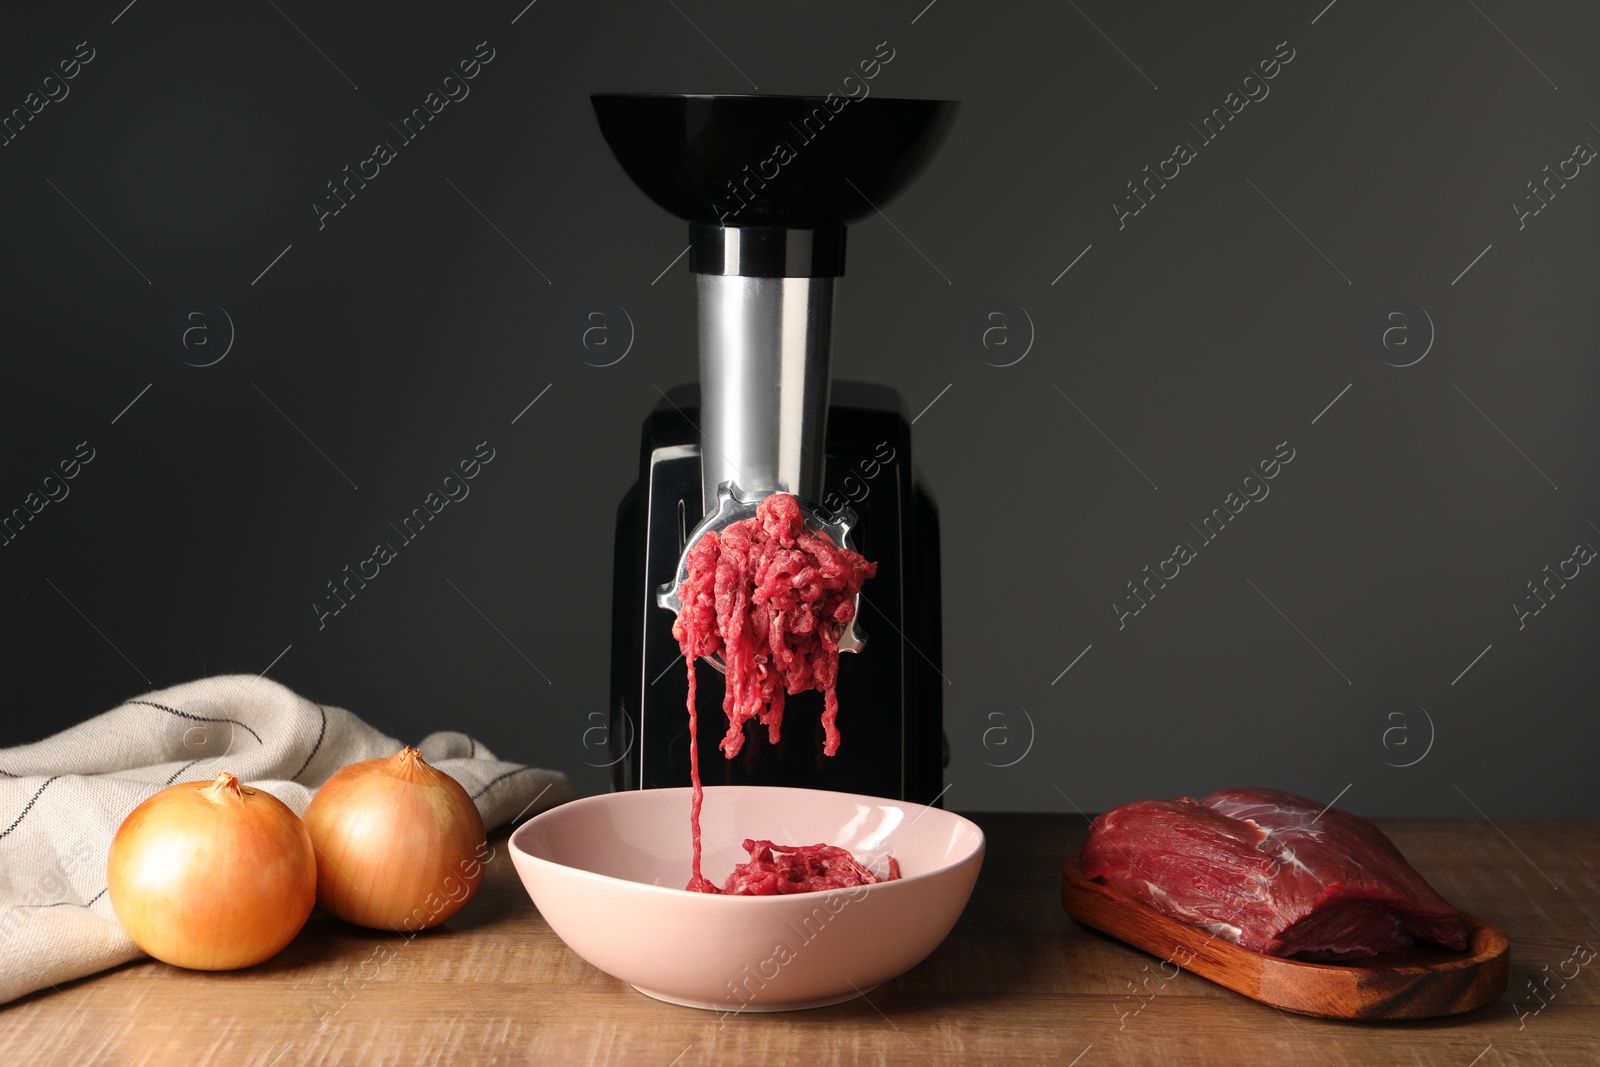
[0,674,572,1004]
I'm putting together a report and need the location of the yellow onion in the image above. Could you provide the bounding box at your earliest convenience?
[302,746,487,931]
[107,771,316,970]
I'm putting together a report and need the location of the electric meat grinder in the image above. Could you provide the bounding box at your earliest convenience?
[596,93,956,805]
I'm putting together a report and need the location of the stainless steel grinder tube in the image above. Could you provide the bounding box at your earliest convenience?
[689,224,845,517]
[695,274,833,515]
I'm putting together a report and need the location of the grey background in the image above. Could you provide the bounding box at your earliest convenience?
[1,0,1594,819]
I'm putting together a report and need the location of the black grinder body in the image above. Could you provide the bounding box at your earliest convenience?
[608,382,944,805]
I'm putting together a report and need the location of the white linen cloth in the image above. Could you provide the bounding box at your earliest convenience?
[0,675,572,1004]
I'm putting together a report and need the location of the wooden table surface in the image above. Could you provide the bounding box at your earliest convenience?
[3,813,1596,1066]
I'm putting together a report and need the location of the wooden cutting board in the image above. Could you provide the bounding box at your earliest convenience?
[1062,850,1510,1020]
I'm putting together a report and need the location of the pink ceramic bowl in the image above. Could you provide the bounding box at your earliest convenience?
[509,785,984,1011]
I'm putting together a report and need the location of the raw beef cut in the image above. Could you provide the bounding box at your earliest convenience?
[1081,787,1468,959]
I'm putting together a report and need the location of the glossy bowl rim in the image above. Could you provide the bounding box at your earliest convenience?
[508,784,985,904]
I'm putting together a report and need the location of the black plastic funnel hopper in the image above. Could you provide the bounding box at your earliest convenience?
[592,93,957,276]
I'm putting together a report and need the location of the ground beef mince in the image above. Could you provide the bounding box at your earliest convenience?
[674,492,877,760]
[672,492,879,893]
[716,840,902,896]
